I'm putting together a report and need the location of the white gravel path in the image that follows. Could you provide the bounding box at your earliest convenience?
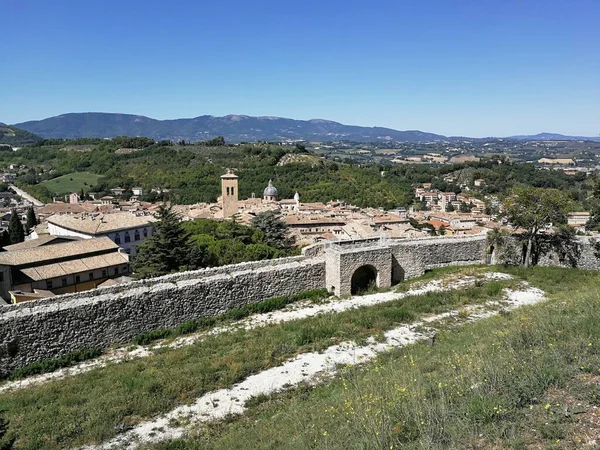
[86,280,545,450]
[0,272,509,394]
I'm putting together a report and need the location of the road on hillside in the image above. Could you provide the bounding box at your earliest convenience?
[9,184,45,206]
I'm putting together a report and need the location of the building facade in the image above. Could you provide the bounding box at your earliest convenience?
[47,212,156,258]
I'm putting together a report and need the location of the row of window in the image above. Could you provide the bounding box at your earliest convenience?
[226,186,235,196]
[114,228,148,245]
[45,265,128,290]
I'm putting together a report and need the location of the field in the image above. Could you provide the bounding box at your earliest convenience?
[40,172,103,195]
[1,266,600,449]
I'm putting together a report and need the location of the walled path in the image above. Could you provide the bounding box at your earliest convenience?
[8,184,44,206]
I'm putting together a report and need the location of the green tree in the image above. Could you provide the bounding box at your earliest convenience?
[438,225,447,235]
[502,187,571,267]
[133,205,192,278]
[26,206,38,229]
[251,211,294,251]
[0,231,10,250]
[8,209,24,245]
[445,203,455,212]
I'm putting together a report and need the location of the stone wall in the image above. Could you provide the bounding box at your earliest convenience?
[389,235,489,279]
[325,245,392,296]
[2,234,599,377]
[0,258,325,377]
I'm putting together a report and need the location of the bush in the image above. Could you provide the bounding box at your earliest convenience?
[7,348,102,380]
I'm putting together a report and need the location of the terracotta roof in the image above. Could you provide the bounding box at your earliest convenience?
[428,220,448,229]
[36,203,89,215]
[19,252,128,281]
[0,237,119,266]
[47,212,156,235]
[283,215,346,226]
[3,235,80,251]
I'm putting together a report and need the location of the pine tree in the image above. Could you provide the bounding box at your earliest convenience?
[251,211,295,251]
[8,209,24,245]
[133,205,192,278]
[26,206,38,229]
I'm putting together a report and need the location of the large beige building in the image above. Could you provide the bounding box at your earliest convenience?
[46,212,156,258]
[0,237,129,303]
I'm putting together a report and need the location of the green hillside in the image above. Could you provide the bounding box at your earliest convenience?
[0,126,42,147]
[40,172,104,195]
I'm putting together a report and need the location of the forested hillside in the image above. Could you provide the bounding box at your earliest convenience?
[0,137,594,209]
[0,126,42,147]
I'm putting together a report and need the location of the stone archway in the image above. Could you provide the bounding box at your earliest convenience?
[351,265,378,294]
[325,244,392,297]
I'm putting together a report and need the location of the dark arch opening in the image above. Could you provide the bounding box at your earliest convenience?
[487,245,495,264]
[351,265,378,295]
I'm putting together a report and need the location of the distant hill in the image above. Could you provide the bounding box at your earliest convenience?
[508,132,600,141]
[11,113,600,143]
[0,125,42,146]
[13,113,448,143]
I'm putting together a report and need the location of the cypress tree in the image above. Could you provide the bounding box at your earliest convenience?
[0,231,10,250]
[8,209,24,245]
[26,206,38,229]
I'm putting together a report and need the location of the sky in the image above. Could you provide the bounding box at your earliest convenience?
[2,0,599,137]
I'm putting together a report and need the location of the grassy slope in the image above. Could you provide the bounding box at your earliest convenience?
[40,171,103,195]
[0,268,517,449]
[150,266,600,450]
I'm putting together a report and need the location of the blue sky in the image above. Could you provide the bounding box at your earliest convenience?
[2,0,599,137]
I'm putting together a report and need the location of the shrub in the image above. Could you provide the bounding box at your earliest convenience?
[7,348,102,380]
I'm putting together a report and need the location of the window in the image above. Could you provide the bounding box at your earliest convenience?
[75,275,81,283]
[134,230,140,241]
[124,232,131,243]
[113,267,118,276]
[61,278,67,287]
[143,228,148,238]
[46,280,53,289]
[101,269,107,278]
[89,272,94,281]
[114,233,121,245]
[231,187,235,196]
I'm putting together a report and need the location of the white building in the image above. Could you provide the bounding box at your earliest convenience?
[46,212,157,258]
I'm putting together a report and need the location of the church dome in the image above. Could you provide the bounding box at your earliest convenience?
[263,180,278,198]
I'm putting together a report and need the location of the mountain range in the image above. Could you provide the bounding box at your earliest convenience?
[8,113,600,143]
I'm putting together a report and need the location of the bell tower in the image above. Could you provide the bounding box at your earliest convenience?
[221,169,239,218]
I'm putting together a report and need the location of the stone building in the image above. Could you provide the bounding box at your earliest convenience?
[46,212,156,258]
[0,237,129,302]
[220,169,239,218]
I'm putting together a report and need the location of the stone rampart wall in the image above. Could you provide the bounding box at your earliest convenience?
[390,235,489,279]
[2,234,600,377]
[0,258,324,377]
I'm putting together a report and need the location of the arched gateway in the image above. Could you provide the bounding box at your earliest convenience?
[350,265,378,294]
[325,239,394,297]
